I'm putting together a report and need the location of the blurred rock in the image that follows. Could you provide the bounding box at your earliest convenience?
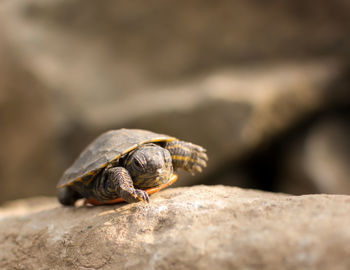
[1,186,350,270]
[0,57,347,202]
[123,61,344,187]
[279,117,350,195]
[305,118,350,193]
[276,138,320,195]
[0,196,58,219]
[1,0,350,132]
[40,60,350,190]
[0,28,63,203]
[1,0,349,95]
[0,0,350,201]
[1,0,350,133]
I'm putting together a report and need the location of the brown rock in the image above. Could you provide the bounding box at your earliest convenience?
[1,55,344,202]
[1,0,350,200]
[279,117,350,195]
[1,0,349,91]
[1,186,350,270]
[0,27,62,203]
[304,118,350,193]
[131,61,344,187]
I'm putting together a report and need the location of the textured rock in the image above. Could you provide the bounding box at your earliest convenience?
[1,186,350,270]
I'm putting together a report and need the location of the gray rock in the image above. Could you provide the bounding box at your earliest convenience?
[1,186,350,270]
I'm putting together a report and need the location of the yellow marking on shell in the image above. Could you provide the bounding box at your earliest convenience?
[58,176,82,188]
[171,155,197,164]
[80,171,98,186]
[121,146,138,156]
[166,144,188,150]
[118,137,176,156]
[151,137,177,143]
[97,163,109,171]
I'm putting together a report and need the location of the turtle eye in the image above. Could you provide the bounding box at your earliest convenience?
[134,158,142,169]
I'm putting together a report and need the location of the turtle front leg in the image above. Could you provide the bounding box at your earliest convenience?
[103,167,150,203]
[165,140,208,175]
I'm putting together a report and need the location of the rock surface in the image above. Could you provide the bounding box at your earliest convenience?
[1,186,350,270]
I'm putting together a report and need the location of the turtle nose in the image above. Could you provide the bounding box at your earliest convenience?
[156,168,164,175]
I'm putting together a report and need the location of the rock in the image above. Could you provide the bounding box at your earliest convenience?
[304,117,350,194]
[1,0,350,201]
[278,116,350,195]
[1,0,349,136]
[1,0,349,94]
[1,56,345,202]
[147,60,346,187]
[1,186,350,270]
[0,27,63,203]
[0,197,58,219]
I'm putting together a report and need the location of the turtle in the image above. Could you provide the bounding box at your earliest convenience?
[57,128,208,205]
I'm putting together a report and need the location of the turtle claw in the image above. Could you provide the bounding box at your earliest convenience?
[196,157,207,168]
[193,165,203,174]
[187,144,208,175]
[199,152,209,161]
[134,189,150,203]
[191,143,206,153]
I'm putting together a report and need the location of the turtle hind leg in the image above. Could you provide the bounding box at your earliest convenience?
[58,186,83,206]
[165,140,208,175]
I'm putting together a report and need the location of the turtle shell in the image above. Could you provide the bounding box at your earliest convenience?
[57,129,176,188]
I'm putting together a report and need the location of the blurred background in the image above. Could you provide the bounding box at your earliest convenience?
[0,0,350,204]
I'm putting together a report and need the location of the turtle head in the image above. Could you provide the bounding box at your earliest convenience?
[125,143,173,188]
